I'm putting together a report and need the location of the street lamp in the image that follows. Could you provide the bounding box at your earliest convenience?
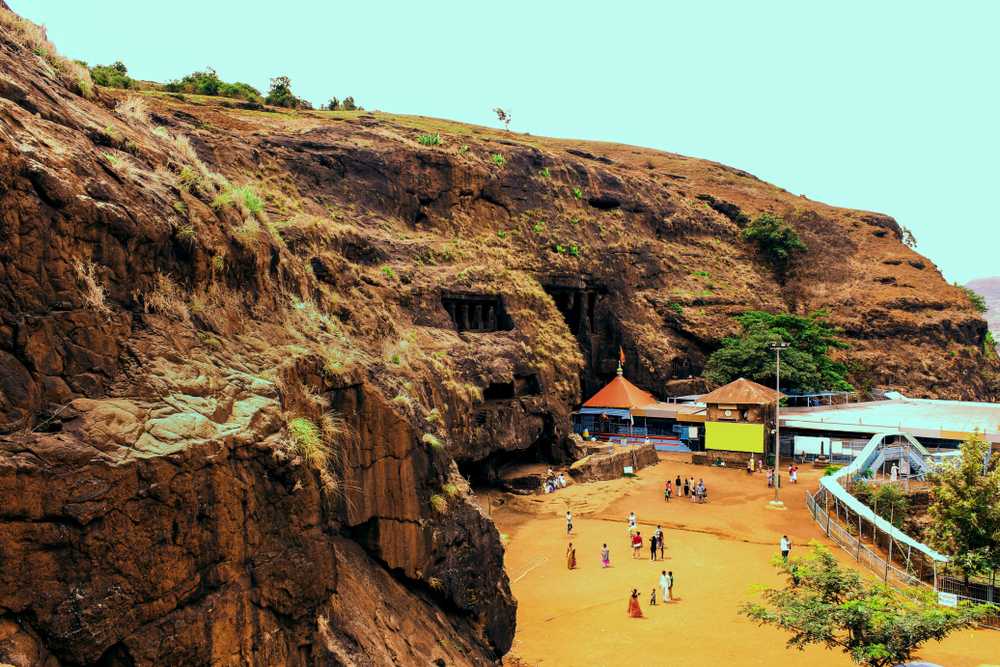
[768,341,790,510]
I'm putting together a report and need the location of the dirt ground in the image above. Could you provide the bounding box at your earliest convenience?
[492,453,1000,667]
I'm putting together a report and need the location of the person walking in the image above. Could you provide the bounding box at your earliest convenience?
[664,480,672,502]
[658,570,670,603]
[666,570,674,601]
[683,477,690,498]
[628,511,638,530]
[649,532,658,561]
[790,465,798,484]
[658,526,665,559]
[601,543,611,568]
[649,587,657,606]
[780,535,791,562]
[566,510,573,535]
[767,468,774,488]
[675,474,682,496]
[628,589,643,618]
[632,531,643,559]
[566,542,577,569]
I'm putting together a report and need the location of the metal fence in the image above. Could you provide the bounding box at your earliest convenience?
[805,488,923,587]
[804,488,1000,628]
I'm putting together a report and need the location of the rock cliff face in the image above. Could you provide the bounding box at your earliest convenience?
[0,6,997,666]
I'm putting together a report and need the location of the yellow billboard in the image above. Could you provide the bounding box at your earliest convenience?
[706,421,764,453]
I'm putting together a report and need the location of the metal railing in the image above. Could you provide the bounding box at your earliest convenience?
[805,488,1000,627]
[805,488,923,587]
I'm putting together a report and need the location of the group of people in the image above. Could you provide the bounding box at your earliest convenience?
[628,570,675,617]
[544,468,568,494]
[762,463,800,488]
[663,475,708,503]
[665,474,707,503]
[627,518,666,560]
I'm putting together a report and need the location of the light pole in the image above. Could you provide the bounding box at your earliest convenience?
[768,341,789,510]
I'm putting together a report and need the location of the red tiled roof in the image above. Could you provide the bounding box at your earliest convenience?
[583,373,657,409]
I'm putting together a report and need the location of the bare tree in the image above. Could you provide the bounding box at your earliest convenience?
[493,107,511,131]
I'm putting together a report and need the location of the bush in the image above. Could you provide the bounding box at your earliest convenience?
[668,302,683,315]
[572,187,583,199]
[417,133,442,146]
[823,464,842,476]
[491,153,506,168]
[90,61,134,89]
[341,96,358,111]
[265,75,311,109]
[165,67,261,103]
[957,285,987,313]
[539,167,550,178]
[742,213,807,277]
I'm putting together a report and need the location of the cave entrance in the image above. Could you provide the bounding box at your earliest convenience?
[441,293,514,332]
[457,415,560,491]
[543,283,611,397]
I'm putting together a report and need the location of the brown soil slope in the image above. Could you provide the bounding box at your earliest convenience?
[0,7,997,667]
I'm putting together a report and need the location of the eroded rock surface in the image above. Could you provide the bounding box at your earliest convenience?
[0,4,997,665]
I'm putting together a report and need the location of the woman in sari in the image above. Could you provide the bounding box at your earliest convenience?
[566,542,577,569]
[628,588,643,618]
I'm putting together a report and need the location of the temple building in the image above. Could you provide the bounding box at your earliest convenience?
[574,369,1000,461]
[572,366,705,452]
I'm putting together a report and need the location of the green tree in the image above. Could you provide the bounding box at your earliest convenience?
[90,60,133,89]
[742,212,806,278]
[741,544,991,667]
[326,97,340,110]
[264,76,311,109]
[704,310,852,392]
[870,483,909,529]
[927,434,1000,582]
[341,96,357,111]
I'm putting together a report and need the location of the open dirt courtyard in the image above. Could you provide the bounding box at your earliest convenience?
[493,454,1000,667]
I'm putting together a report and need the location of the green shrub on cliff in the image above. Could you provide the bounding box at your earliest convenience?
[418,133,442,146]
[704,310,852,392]
[742,212,806,278]
[288,416,330,468]
[90,60,134,89]
[430,494,448,513]
[422,433,444,450]
[957,284,987,313]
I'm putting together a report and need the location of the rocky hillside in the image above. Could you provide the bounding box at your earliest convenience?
[0,6,997,666]
[967,277,1000,334]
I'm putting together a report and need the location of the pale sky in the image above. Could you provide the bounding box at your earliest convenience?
[13,1,998,284]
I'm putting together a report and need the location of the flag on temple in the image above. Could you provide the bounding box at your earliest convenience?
[619,346,625,365]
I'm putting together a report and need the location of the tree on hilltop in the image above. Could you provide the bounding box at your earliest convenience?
[494,107,511,131]
[263,76,312,109]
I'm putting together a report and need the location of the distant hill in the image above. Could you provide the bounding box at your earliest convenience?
[967,277,1000,333]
